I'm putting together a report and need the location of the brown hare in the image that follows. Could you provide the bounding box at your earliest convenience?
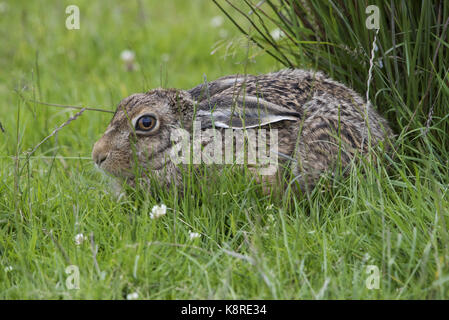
[92,69,392,193]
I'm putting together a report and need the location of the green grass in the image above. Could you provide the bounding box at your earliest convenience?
[1,0,449,299]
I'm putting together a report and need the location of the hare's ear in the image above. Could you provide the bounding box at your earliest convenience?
[188,75,246,102]
[197,95,301,129]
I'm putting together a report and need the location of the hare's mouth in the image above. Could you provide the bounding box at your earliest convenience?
[94,162,136,181]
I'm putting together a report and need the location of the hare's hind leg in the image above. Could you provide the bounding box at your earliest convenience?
[292,114,357,192]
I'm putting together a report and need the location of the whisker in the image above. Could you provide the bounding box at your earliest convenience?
[1,156,92,160]
[18,93,115,114]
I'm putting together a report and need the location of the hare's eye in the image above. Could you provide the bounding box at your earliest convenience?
[136,115,157,131]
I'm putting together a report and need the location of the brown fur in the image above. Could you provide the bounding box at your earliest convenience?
[92,69,393,192]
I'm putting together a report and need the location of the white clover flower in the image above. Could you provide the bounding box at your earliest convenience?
[4,266,13,272]
[126,292,139,300]
[150,204,167,219]
[218,29,229,39]
[0,2,8,14]
[210,16,224,28]
[377,58,383,69]
[120,50,135,63]
[120,50,138,71]
[74,233,85,245]
[189,231,201,240]
[161,53,170,62]
[270,28,285,41]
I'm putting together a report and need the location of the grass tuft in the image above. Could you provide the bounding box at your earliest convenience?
[1,0,448,299]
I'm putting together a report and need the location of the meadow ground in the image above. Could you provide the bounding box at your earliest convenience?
[1,0,448,299]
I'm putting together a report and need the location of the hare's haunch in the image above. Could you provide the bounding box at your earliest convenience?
[92,69,393,191]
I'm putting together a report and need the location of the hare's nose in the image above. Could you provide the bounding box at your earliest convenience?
[92,140,109,167]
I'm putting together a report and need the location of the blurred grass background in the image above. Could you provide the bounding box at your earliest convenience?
[1,0,449,299]
[0,0,279,156]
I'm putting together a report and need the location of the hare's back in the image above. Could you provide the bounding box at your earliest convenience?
[190,69,375,126]
[216,69,321,114]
